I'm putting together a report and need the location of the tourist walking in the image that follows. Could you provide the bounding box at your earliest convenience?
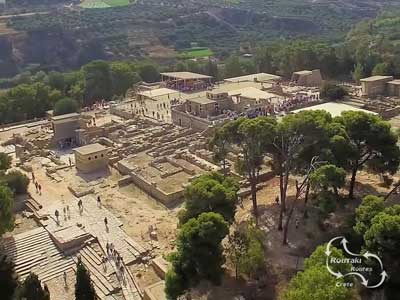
[63,271,67,287]
[97,196,101,207]
[38,184,42,195]
[55,210,59,222]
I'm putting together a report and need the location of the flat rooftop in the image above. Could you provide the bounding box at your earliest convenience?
[188,97,217,105]
[360,75,394,82]
[388,79,400,85]
[51,112,80,121]
[228,87,280,101]
[292,102,377,117]
[74,143,107,156]
[293,70,313,75]
[137,88,179,98]
[225,73,281,83]
[160,72,212,80]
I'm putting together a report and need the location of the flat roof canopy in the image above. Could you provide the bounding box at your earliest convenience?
[225,73,281,83]
[160,72,212,80]
[228,87,278,100]
[51,112,80,121]
[388,80,400,85]
[360,75,393,82]
[74,143,107,156]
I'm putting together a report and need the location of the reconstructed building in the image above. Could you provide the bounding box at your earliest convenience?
[228,87,282,112]
[51,113,81,145]
[388,80,400,97]
[291,70,323,87]
[360,76,394,97]
[137,88,179,102]
[74,143,109,173]
[160,72,212,91]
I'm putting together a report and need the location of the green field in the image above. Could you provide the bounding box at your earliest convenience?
[178,47,214,59]
[80,0,130,8]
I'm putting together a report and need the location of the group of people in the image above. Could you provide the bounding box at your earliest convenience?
[165,80,211,92]
[54,206,71,225]
[105,242,125,281]
[31,172,42,195]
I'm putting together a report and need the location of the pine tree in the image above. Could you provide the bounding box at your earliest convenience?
[75,259,95,300]
[0,254,18,300]
[19,273,50,300]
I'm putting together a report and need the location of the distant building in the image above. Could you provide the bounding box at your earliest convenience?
[136,88,179,102]
[291,70,323,87]
[360,76,394,97]
[74,143,109,173]
[228,87,282,113]
[160,72,212,91]
[387,79,400,97]
[224,73,281,83]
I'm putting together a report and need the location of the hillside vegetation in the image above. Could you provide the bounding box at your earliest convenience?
[0,0,399,75]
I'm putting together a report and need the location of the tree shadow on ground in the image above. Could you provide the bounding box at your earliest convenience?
[194,270,278,300]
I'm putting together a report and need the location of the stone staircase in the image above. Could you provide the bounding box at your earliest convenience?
[76,245,120,300]
[2,227,74,282]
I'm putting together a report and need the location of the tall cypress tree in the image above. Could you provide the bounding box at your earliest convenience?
[75,259,95,300]
[0,254,18,300]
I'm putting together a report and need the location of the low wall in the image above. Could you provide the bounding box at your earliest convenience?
[380,106,400,119]
[129,171,184,207]
[171,109,212,131]
[116,160,184,206]
[110,107,135,119]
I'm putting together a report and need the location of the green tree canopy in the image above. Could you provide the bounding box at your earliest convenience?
[75,259,95,300]
[138,64,159,83]
[320,83,347,101]
[47,71,65,92]
[165,212,229,300]
[2,83,62,123]
[53,98,79,116]
[227,222,266,280]
[219,117,277,220]
[354,195,385,236]
[363,205,400,290]
[332,111,400,199]
[110,62,141,96]
[372,62,392,76]
[18,273,50,300]
[224,55,243,78]
[0,185,14,235]
[1,170,30,195]
[310,164,346,195]
[83,60,113,104]
[179,172,239,225]
[283,245,353,300]
[0,153,12,172]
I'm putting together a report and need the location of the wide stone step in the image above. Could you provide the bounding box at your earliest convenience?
[3,230,48,249]
[15,250,61,273]
[6,239,56,259]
